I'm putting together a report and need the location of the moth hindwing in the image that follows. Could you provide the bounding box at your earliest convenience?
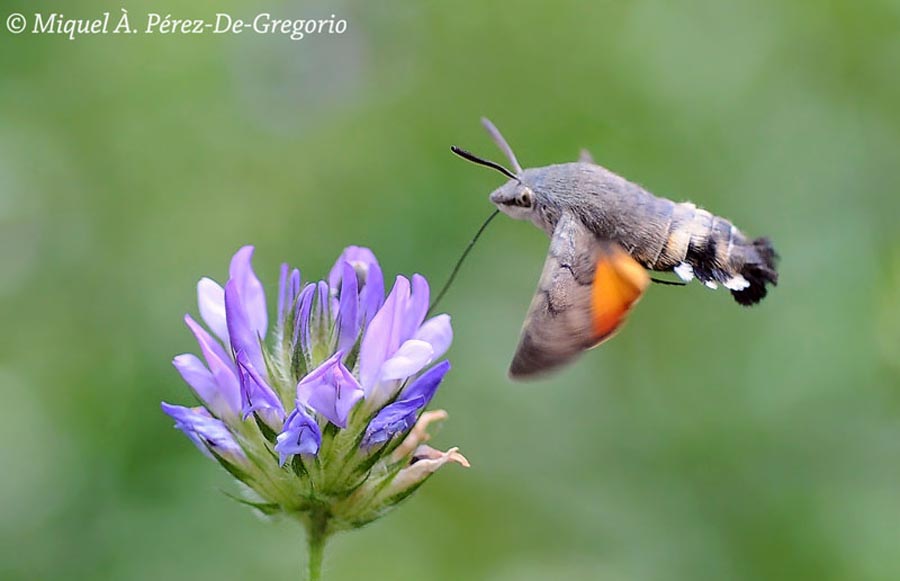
[509,212,649,379]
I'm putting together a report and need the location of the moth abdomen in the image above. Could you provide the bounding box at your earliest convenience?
[573,180,779,305]
[661,203,778,305]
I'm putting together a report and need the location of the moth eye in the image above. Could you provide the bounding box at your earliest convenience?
[517,188,534,208]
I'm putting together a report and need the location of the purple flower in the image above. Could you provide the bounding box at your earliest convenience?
[164,244,466,541]
[179,315,241,418]
[358,274,453,409]
[161,402,247,466]
[358,276,412,390]
[235,350,285,431]
[335,261,360,355]
[296,351,364,428]
[328,246,378,288]
[274,408,322,466]
[168,244,454,451]
[292,283,316,353]
[276,264,302,336]
[328,245,384,326]
[197,277,229,346]
[362,361,450,447]
[172,353,236,420]
[229,246,268,339]
[225,278,266,378]
[412,314,453,361]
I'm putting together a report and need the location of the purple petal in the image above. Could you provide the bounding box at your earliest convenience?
[289,269,301,306]
[400,274,430,344]
[277,265,303,331]
[172,353,240,419]
[296,352,364,428]
[359,276,410,391]
[400,359,450,407]
[314,280,330,329]
[236,350,285,430]
[184,314,231,370]
[329,246,384,327]
[327,246,380,289]
[225,279,266,377]
[413,314,453,360]
[197,278,229,346]
[361,396,426,448]
[274,408,322,465]
[379,339,434,381]
[184,315,241,414]
[360,360,450,448]
[162,402,209,455]
[292,284,316,353]
[360,260,385,326]
[161,402,246,465]
[228,246,268,338]
[336,261,360,354]
[173,353,216,399]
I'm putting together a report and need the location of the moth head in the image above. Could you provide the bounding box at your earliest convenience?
[489,182,537,220]
[451,117,539,221]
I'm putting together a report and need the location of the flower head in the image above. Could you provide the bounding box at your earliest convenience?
[162,245,466,548]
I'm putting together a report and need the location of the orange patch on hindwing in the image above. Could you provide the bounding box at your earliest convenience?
[591,247,650,342]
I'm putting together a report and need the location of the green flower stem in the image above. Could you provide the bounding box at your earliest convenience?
[305,511,330,581]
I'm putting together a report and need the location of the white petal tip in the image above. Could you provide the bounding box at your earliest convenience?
[447,447,471,468]
[413,445,470,468]
[390,410,450,462]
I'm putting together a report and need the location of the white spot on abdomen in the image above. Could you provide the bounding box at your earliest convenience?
[724,275,750,291]
[674,262,694,282]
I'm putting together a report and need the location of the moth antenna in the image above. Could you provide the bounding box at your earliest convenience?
[427,209,501,317]
[481,117,523,174]
[450,146,519,182]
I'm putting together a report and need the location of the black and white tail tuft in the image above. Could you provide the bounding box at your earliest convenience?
[731,237,778,306]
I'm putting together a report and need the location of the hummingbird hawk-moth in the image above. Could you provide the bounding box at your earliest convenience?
[451,118,779,379]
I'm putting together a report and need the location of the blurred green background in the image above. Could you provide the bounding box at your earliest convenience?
[2,0,900,579]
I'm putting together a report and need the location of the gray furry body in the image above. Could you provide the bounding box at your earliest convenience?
[490,161,777,305]
[506,162,747,274]
[456,119,778,306]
